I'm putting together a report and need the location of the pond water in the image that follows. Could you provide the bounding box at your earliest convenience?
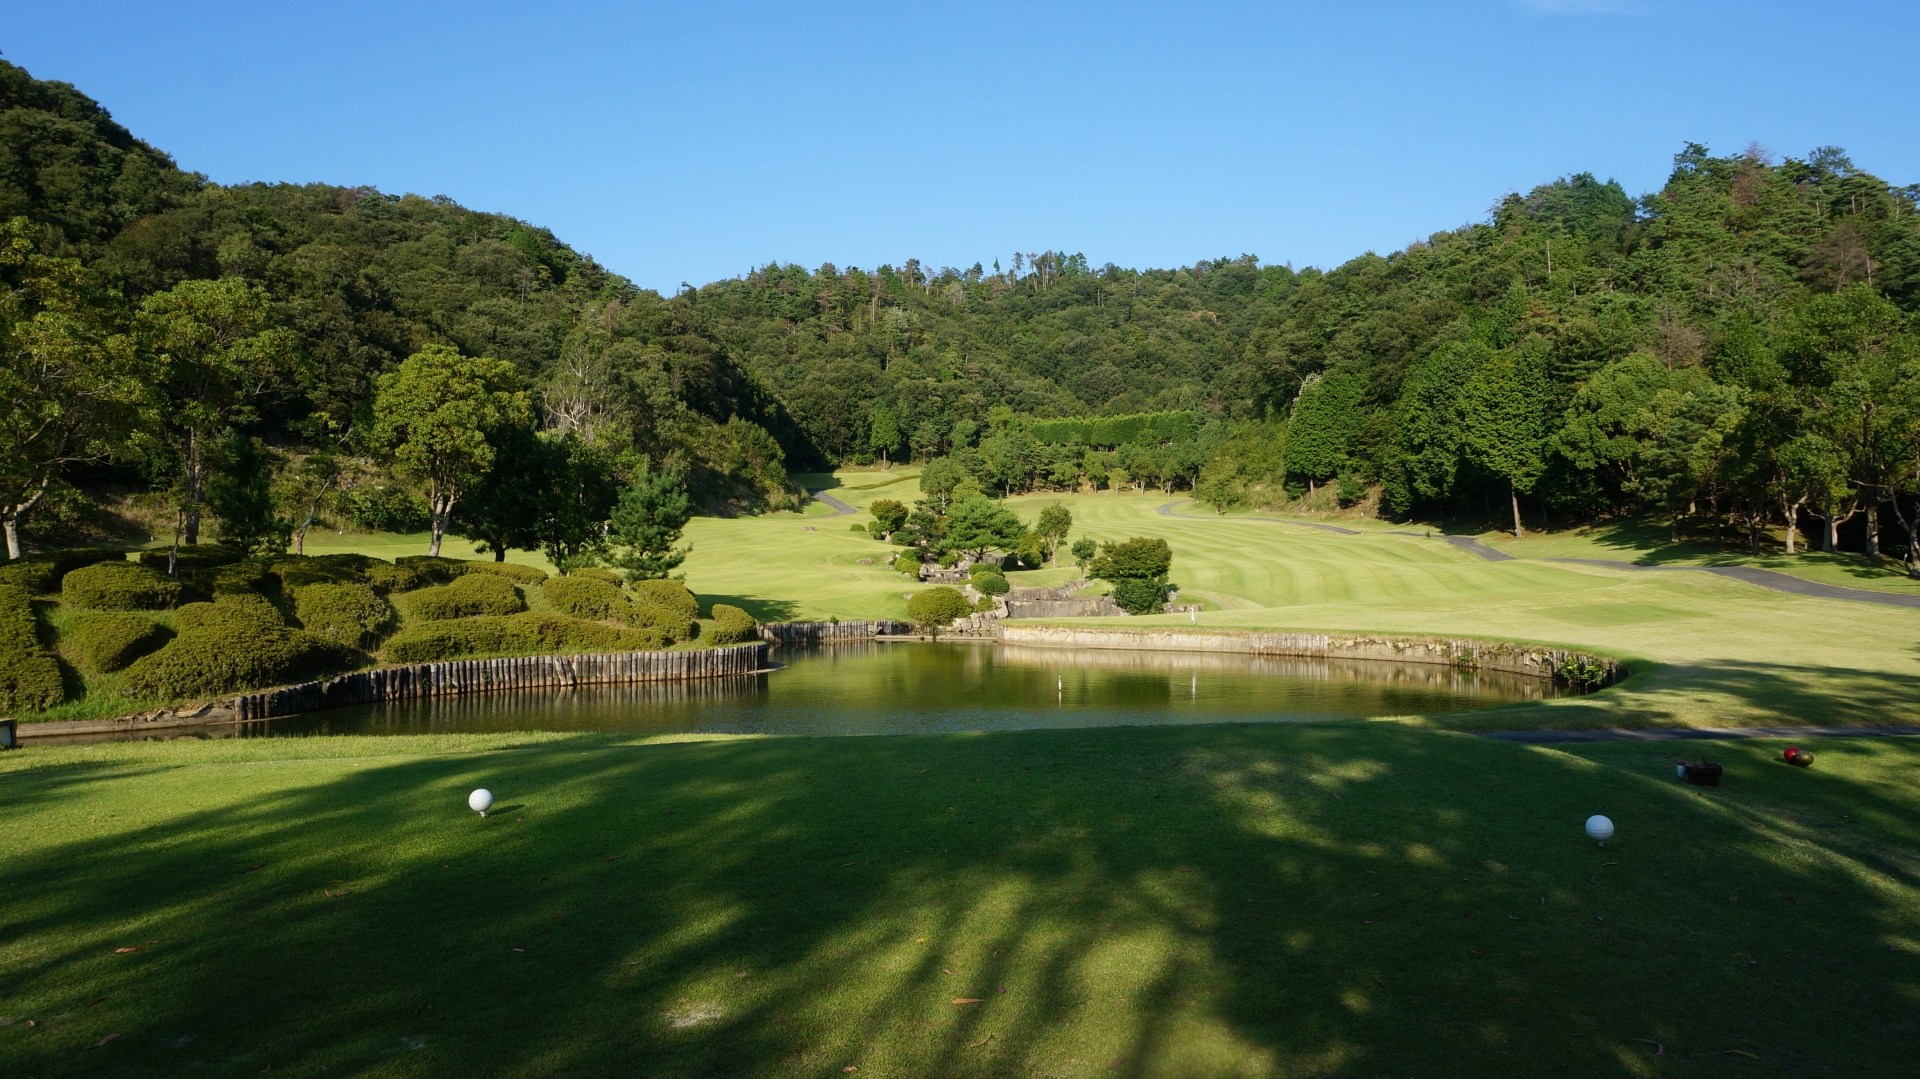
[229,641,1563,740]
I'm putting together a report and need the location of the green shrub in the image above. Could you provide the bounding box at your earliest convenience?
[213,561,276,594]
[630,579,699,621]
[570,567,623,586]
[139,543,245,574]
[0,548,127,594]
[541,576,628,621]
[628,603,694,643]
[1111,576,1169,615]
[404,573,525,620]
[895,554,921,578]
[967,561,1002,579]
[850,523,867,533]
[458,561,549,585]
[973,571,1010,596]
[393,555,465,585]
[293,582,397,649]
[269,555,366,590]
[62,561,184,610]
[382,612,665,663]
[708,603,758,645]
[176,597,284,635]
[907,586,972,631]
[362,562,426,594]
[68,611,169,672]
[122,621,356,701]
[0,583,63,713]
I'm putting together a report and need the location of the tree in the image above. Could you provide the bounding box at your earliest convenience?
[907,586,971,636]
[1460,346,1550,539]
[369,345,532,557]
[1089,537,1174,615]
[534,434,621,573]
[605,459,691,580]
[1070,537,1098,573]
[206,430,291,556]
[279,414,367,557]
[0,218,139,560]
[918,456,967,509]
[1035,502,1072,565]
[869,498,908,539]
[453,421,548,561]
[943,496,1025,560]
[868,404,901,466]
[137,276,292,557]
[1286,371,1364,493]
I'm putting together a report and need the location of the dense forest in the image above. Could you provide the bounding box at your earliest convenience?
[4,57,1919,572]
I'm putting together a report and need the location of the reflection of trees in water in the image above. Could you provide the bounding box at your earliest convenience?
[992,644,1557,700]
[288,673,773,736]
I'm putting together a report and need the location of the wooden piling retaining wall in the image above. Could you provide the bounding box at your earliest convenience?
[757,620,913,643]
[234,643,769,721]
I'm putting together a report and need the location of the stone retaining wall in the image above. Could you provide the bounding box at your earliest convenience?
[996,625,1620,687]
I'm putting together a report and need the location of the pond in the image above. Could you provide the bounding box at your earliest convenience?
[224,640,1563,740]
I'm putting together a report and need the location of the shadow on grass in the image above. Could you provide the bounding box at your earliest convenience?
[697,593,801,623]
[2,722,1917,1076]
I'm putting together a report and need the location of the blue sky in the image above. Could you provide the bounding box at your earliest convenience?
[6,1,1916,293]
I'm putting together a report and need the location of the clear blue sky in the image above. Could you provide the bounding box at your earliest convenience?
[6,1,1915,293]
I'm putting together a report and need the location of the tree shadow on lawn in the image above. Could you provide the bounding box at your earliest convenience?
[1424,658,1920,731]
[1,725,1917,1076]
[697,594,801,623]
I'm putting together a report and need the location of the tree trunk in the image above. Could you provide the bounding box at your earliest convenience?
[428,490,453,557]
[184,429,204,545]
[1781,494,1798,555]
[3,477,51,560]
[1865,501,1880,558]
[2,518,19,561]
[1509,480,1523,540]
[1885,488,1920,579]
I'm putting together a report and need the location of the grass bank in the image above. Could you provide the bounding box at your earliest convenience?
[1,725,1914,1076]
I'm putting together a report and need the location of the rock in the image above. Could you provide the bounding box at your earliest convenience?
[857,558,874,565]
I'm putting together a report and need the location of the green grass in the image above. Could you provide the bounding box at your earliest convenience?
[2,725,1915,1076]
[667,488,1920,731]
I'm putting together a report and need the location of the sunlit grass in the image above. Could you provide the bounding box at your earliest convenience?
[1,725,1914,1076]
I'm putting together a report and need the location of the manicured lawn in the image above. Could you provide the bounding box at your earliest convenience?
[663,486,1920,731]
[2,725,1914,1076]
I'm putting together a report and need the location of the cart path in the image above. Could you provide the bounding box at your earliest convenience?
[1544,557,1920,609]
[1480,724,1920,744]
[1155,501,1361,534]
[808,489,857,517]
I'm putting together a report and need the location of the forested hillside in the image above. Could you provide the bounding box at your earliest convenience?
[4,55,1919,572]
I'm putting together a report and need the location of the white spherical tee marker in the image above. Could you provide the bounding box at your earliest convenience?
[1585,814,1614,846]
[469,789,494,817]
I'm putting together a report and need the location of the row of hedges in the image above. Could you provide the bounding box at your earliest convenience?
[1028,410,1200,448]
[394,555,548,587]
[121,596,357,700]
[68,611,169,672]
[383,612,667,662]
[0,583,63,713]
[0,547,127,594]
[540,576,700,642]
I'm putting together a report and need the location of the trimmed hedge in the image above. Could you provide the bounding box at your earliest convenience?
[62,561,184,610]
[459,561,549,585]
[973,571,1010,596]
[121,620,356,701]
[630,579,699,622]
[383,612,665,663]
[68,611,169,672]
[628,602,695,643]
[0,583,64,713]
[708,603,758,645]
[393,555,465,586]
[404,573,525,621]
[270,555,368,590]
[895,554,921,578]
[570,567,623,586]
[139,544,245,574]
[542,576,627,621]
[363,562,427,594]
[0,547,127,594]
[213,561,275,595]
[176,597,283,635]
[293,582,397,649]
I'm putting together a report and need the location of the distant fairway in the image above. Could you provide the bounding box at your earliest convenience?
[671,476,1920,731]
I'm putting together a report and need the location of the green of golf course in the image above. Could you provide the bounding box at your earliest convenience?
[7,475,1919,1076]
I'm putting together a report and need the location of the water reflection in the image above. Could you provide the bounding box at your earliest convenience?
[247,641,1560,739]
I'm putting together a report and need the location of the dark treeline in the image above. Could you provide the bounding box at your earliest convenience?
[4,57,1919,572]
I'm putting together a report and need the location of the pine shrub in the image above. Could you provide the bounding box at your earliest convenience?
[630,579,699,622]
[542,576,627,621]
[708,603,758,645]
[293,582,397,649]
[68,611,169,672]
[175,597,284,635]
[570,567,623,585]
[121,620,355,701]
[363,562,427,594]
[0,583,64,713]
[62,561,184,610]
[458,561,549,585]
[403,573,525,620]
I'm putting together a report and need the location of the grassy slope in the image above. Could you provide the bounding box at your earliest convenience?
[2,727,1914,1077]
[666,484,1920,731]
